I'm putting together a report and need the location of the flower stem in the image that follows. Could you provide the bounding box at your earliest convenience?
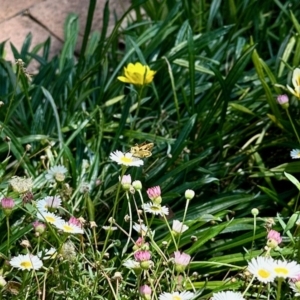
[276,278,283,300]
[6,217,10,256]
[132,86,144,130]
[250,212,257,258]
[177,199,190,247]
[122,191,133,256]
[286,109,300,145]
[101,166,126,259]
[163,215,178,251]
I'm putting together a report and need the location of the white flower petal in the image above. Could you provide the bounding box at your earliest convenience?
[212,291,245,300]
[37,211,63,226]
[291,149,300,159]
[142,203,169,216]
[109,150,144,167]
[248,256,275,283]
[10,254,43,270]
[159,291,194,300]
[55,220,84,234]
[273,260,300,279]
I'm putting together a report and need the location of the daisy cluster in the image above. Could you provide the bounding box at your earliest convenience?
[248,256,300,283]
[36,195,84,235]
[7,193,84,272]
[120,181,194,299]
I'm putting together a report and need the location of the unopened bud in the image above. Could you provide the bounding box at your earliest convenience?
[185,189,195,200]
[132,180,142,190]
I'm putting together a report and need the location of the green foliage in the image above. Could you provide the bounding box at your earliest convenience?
[1,0,300,298]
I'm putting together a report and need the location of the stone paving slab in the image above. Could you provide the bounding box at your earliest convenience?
[0,0,130,72]
[0,15,62,72]
[29,0,130,40]
[0,0,44,22]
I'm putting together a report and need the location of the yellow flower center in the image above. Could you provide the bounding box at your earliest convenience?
[63,224,73,232]
[274,267,288,276]
[45,216,56,223]
[55,173,65,182]
[172,296,181,300]
[258,268,271,278]
[151,205,161,211]
[20,261,32,269]
[121,157,133,164]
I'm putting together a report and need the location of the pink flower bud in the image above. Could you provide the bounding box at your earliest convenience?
[134,250,151,262]
[68,217,82,228]
[277,94,289,109]
[267,230,282,248]
[140,285,152,300]
[1,198,15,216]
[32,221,46,235]
[147,186,162,204]
[121,175,132,190]
[174,251,191,273]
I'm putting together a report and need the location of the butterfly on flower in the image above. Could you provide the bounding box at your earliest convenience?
[130,142,154,158]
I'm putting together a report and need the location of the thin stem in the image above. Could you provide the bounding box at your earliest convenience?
[122,191,133,256]
[250,212,257,258]
[242,275,255,297]
[286,109,300,144]
[163,215,178,251]
[101,166,126,259]
[6,216,10,256]
[276,278,283,300]
[132,86,144,130]
[177,199,190,247]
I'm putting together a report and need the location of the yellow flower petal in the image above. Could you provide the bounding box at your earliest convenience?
[118,62,156,86]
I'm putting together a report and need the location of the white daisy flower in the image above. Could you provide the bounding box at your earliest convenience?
[38,247,57,260]
[36,195,62,212]
[123,259,140,269]
[212,291,245,300]
[109,150,144,167]
[45,165,68,182]
[10,254,43,271]
[37,211,63,226]
[159,291,194,300]
[133,223,151,236]
[55,220,84,234]
[247,256,275,283]
[272,260,300,279]
[172,220,189,234]
[291,149,300,159]
[289,281,300,296]
[142,203,169,216]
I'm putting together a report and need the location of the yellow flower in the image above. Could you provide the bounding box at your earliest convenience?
[287,68,300,99]
[117,62,156,86]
